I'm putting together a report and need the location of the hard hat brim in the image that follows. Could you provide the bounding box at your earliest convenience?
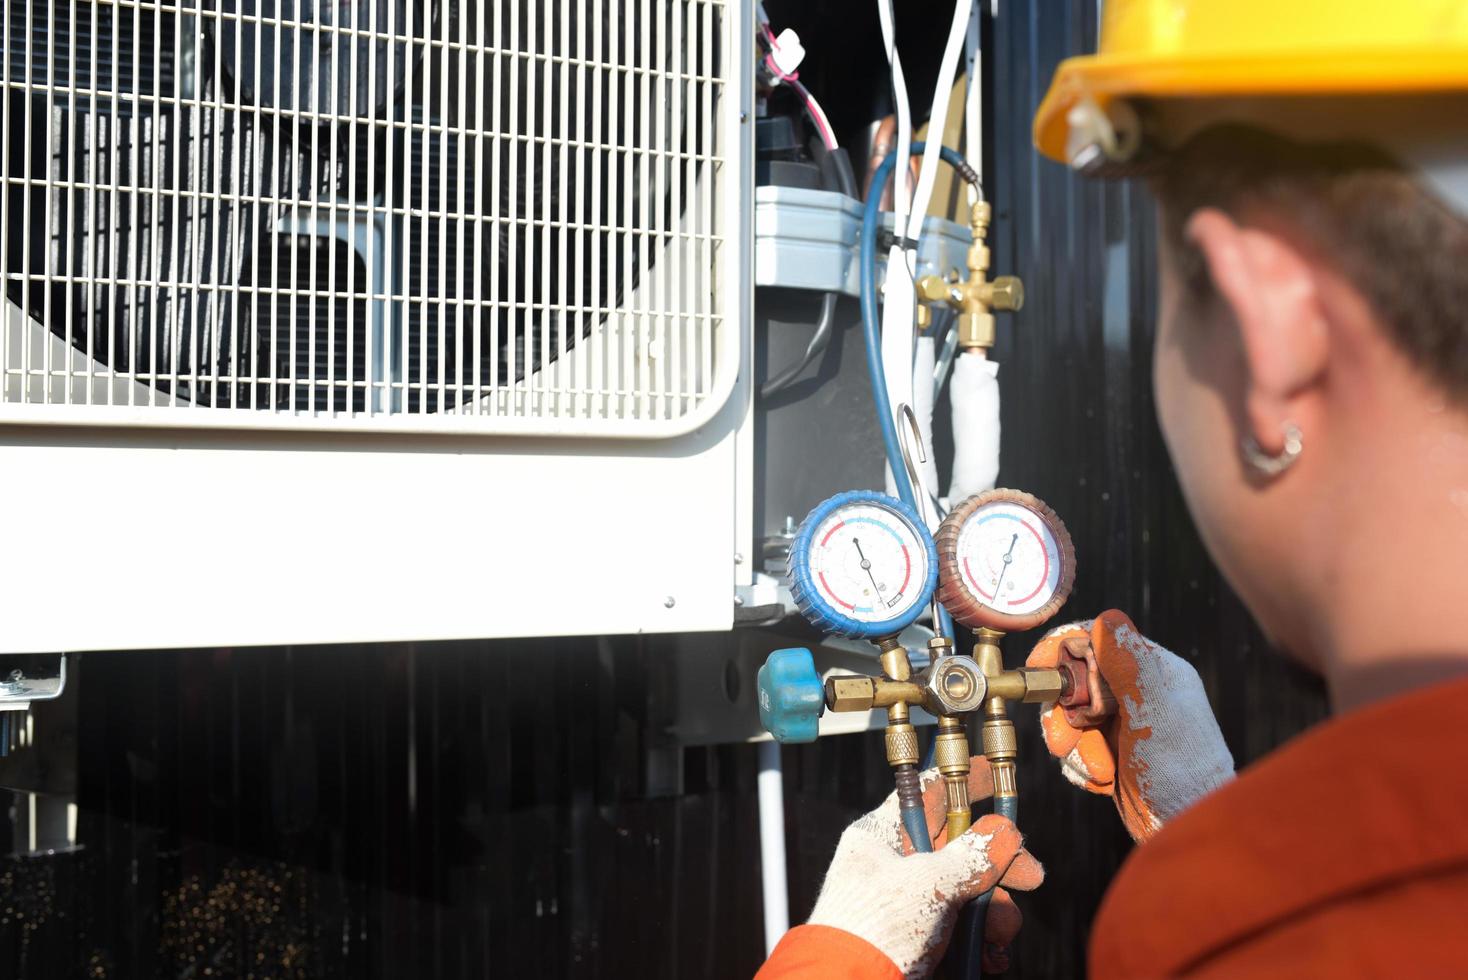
[1034,48,1468,165]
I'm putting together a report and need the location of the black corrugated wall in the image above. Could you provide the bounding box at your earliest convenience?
[0,4,1327,978]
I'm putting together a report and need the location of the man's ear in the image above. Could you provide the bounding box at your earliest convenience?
[1185,208,1329,454]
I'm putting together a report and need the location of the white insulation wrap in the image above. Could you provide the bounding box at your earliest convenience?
[912,334,940,516]
[948,351,1000,502]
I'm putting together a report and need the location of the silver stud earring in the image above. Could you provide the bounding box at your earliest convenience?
[1242,422,1303,478]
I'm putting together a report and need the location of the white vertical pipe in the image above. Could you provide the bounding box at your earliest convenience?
[757,739,790,956]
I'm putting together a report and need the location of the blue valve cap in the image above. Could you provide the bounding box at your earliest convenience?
[757,647,825,744]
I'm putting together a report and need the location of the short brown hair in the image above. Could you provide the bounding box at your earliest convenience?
[1152,125,1468,401]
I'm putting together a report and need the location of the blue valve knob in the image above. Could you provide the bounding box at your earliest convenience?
[757,647,825,744]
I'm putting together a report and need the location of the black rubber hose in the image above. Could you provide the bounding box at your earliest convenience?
[760,292,839,398]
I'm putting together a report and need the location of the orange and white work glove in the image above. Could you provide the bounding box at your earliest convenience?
[806,764,1044,979]
[1025,609,1235,842]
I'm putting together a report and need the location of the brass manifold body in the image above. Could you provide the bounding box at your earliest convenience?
[825,632,1065,839]
[915,200,1024,350]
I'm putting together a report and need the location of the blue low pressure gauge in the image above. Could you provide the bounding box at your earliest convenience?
[788,490,939,639]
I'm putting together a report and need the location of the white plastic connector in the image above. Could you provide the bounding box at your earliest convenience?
[769,28,806,77]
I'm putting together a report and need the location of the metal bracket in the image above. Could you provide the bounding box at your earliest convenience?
[0,653,66,712]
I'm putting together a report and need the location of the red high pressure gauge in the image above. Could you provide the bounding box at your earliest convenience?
[935,489,1077,632]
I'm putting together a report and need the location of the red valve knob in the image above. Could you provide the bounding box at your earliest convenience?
[1055,636,1117,728]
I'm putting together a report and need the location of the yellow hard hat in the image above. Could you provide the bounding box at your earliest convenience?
[1033,0,1468,166]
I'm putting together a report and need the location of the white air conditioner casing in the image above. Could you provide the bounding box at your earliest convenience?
[0,0,753,651]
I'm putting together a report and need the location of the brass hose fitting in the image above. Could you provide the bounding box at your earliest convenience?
[881,648,921,769]
[924,634,973,839]
[981,708,1019,800]
[877,636,912,683]
[877,640,927,830]
[915,200,1024,351]
[933,714,972,839]
[973,628,1019,800]
[885,713,921,767]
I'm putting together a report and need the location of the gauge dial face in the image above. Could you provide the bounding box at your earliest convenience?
[805,503,931,625]
[955,501,1062,615]
[936,489,1076,631]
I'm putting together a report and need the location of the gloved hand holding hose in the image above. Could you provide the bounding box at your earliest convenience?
[760,761,1043,980]
[1025,609,1236,841]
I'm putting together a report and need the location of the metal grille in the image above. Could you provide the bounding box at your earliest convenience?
[0,0,735,434]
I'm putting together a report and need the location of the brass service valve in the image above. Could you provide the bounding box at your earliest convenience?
[916,201,1024,351]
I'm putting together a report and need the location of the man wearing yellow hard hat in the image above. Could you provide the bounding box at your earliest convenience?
[760,1,1468,976]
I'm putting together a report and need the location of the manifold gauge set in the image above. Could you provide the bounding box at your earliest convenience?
[786,486,1077,645]
[758,485,1100,977]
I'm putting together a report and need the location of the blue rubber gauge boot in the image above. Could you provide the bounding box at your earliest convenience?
[787,490,939,639]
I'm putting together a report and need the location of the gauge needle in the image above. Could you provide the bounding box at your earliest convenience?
[991,533,1018,598]
[852,537,884,599]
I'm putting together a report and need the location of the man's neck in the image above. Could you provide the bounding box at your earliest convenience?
[1313,400,1468,714]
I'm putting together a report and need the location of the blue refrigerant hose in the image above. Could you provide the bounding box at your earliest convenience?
[962,793,1017,977]
[861,144,999,976]
[859,144,974,644]
[901,797,933,854]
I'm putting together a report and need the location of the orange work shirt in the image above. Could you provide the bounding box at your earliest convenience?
[760,676,1468,978]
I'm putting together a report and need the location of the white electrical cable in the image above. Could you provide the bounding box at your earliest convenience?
[875,0,913,216]
[948,352,1001,501]
[876,0,916,501]
[964,4,984,200]
[758,20,840,152]
[903,0,974,246]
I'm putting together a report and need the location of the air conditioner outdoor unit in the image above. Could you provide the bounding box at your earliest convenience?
[0,0,752,652]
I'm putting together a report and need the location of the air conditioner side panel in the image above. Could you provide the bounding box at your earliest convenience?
[0,417,743,652]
